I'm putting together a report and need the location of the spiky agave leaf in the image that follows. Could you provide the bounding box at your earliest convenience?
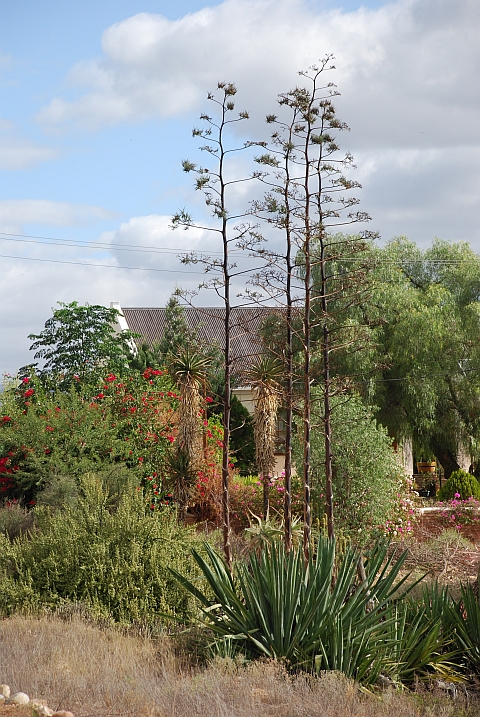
[169,536,453,685]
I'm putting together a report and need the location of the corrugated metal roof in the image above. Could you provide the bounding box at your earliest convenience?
[122,306,284,369]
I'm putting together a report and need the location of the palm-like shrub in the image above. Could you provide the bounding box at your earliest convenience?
[171,538,459,684]
[245,356,283,518]
[171,349,210,467]
[170,350,210,519]
[438,469,480,500]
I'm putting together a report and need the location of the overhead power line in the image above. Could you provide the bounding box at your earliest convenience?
[0,253,205,274]
[0,232,477,264]
[0,231,239,256]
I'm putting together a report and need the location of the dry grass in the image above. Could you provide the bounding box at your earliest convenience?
[1,615,480,717]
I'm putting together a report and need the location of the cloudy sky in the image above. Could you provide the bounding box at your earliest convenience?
[1,0,479,376]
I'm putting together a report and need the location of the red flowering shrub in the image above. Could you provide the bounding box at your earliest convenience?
[0,370,183,504]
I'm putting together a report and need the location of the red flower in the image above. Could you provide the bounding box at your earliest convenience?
[105,373,117,382]
[205,396,213,403]
[45,426,54,432]
[22,377,30,384]
[24,388,34,397]
[2,416,12,423]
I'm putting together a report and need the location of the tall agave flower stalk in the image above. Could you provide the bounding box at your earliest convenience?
[247,356,283,519]
[170,349,210,520]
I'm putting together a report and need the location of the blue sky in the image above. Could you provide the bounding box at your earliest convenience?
[1,0,479,375]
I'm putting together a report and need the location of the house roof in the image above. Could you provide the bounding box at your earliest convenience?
[121,306,283,369]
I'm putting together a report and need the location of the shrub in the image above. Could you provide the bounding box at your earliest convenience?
[438,469,480,501]
[0,369,179,506]
[296,392,406,540]
[229,474,304,530]
[0,473,205,623]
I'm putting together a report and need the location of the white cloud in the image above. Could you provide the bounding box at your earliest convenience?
[0,214,211,376]
[0,199,117,234]
[35,0,480,148]
[0,118,59,170]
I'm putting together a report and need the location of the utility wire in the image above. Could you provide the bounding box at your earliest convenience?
[0,253,205,274]
[0,232,240,256]
[0,232,477,264]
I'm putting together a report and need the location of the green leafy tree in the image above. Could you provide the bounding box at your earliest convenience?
[158,295,196,359]
[229,395,255,475]
[366,238,480,478]
[28,302,135,387]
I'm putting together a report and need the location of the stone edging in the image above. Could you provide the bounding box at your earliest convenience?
[0,684,74,717]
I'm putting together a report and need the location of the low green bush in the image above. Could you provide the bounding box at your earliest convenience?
[0,473,205,624]
[438,469,480,501]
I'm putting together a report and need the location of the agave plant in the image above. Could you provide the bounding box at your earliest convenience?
[170,537,459,684]
[244,355,283,519]
[244,510,303,555]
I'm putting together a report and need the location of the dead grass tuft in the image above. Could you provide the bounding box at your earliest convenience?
[1,615,480,717]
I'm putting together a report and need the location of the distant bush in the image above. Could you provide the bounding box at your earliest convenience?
[438,469,480,501]
[296,392,406,541]
[0,473,205,624]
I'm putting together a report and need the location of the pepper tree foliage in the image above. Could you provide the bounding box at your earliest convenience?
[364,237,480,478]
[28,301,135,388]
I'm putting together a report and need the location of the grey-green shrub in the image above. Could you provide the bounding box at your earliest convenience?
[295,392,404,540]
[438,469,480,500]
[0,473,204,624]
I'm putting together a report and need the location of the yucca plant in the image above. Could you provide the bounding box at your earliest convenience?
[245,356,283,519]
[170,537,451,684]
[171,349,211,469]
[380,598,462,684]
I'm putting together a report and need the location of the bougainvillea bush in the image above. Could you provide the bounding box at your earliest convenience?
[0,369,182,506]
